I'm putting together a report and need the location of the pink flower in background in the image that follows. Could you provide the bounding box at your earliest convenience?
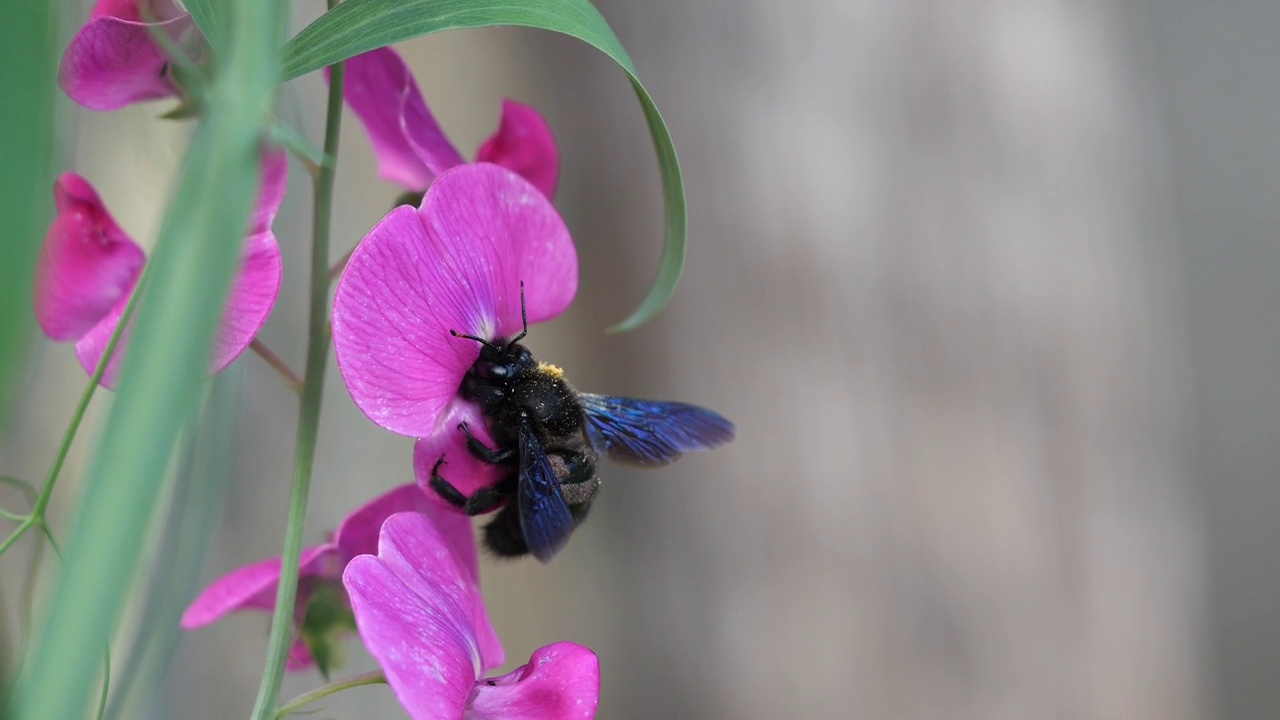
[33,151,286,388]
[339,46,559,199]
[180,485,500,675]
[330,162,577,500]
[59,0,198,110]
[345,512,600,719]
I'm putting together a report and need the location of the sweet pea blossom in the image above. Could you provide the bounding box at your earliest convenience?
[345,511,600,719]
[331,161,577,500]
[60,0,198,110]
[181,484,501,675]
[33,151,286,388]
[340,46,559,199]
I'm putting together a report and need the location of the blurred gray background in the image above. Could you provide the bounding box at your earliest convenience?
[5,0,1280,717]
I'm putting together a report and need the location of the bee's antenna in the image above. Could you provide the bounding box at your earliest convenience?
[450,329,500,351]
[504,281,529,349]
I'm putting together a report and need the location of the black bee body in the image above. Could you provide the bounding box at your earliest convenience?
[461,344,582,448]
[430,288,735,562]
[440,341,601,558]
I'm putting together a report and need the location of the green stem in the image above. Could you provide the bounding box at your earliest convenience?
[246,50,344,720]
[273,671,387,718]
[0,276,145,559]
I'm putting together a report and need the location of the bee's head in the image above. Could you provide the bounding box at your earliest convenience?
[453,281,535,387]
[471,339,534,382]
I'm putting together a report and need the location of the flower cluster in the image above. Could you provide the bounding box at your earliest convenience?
[34,152,286,386]
[42,0,286,387]
[48,2,601,716]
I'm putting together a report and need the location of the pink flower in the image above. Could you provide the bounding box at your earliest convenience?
[345,511,600,719]
[33,151,286,388]
[59,0,199,110]
[331,162,577,500]
[340,47,559,199]
[181,485,500,675]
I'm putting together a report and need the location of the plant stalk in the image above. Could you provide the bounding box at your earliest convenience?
[246,51,344,720]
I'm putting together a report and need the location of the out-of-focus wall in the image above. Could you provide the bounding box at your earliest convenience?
[1148,2,1280,718]
[532,0,1205,717]
[1,0,1232,718]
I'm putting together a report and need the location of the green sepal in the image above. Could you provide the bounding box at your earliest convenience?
[298,582,357,681]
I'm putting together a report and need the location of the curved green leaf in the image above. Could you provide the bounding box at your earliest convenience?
[0,2,57,428]
[281,0,686,331]
[182,0,223,52]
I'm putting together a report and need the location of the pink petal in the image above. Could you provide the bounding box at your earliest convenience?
[74,229,282,387]
[250,149,289,235]
[466,642,601,720]
[334,484,435,562]
[475,100,560,200]
[332,485,502,668]
[345,512,496,720]
[286,641,316,672]
[180,545,337,629]
[413,403,505,508]
[73,292,132,387]
[339,47,464,190]
[418,164,577,339]
[211,230,282,374]
[34,174,144,342]
[91,0,143,21]
[332,163,577,437]
[58,13,192,111]
[90,0,184,22]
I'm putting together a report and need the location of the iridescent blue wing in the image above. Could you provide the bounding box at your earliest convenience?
[517,421,575,562]
[579,393,736,467]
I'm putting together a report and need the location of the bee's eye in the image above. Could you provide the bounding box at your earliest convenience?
[475,362,512,380]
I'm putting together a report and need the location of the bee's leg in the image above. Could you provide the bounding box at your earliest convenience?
[427,457,468,509]
[550,450,600,506]
[458,422,515,465]
[461,474,516,515]
[482,502,529,558]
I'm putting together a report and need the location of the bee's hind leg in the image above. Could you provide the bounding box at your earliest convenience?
[427,457,469,509]
[428,457,515,516]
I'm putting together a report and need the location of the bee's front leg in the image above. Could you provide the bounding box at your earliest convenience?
[458,422,516,465]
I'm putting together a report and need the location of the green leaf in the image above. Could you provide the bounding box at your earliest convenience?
[0,2,57,428]
[281,0,686,331]
[13,0,284,717]
[103,375,238,720]
[183,0,225,55]
[270,116,328,172]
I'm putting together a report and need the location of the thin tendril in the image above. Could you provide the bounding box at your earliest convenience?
[273,671,387,718]
[0,272,147,559]
[0,278,140,705]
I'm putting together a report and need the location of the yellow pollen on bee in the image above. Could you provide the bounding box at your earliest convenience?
[538,362,565,378]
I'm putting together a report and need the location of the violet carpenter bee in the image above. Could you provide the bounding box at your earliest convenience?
[429,285,736,562]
